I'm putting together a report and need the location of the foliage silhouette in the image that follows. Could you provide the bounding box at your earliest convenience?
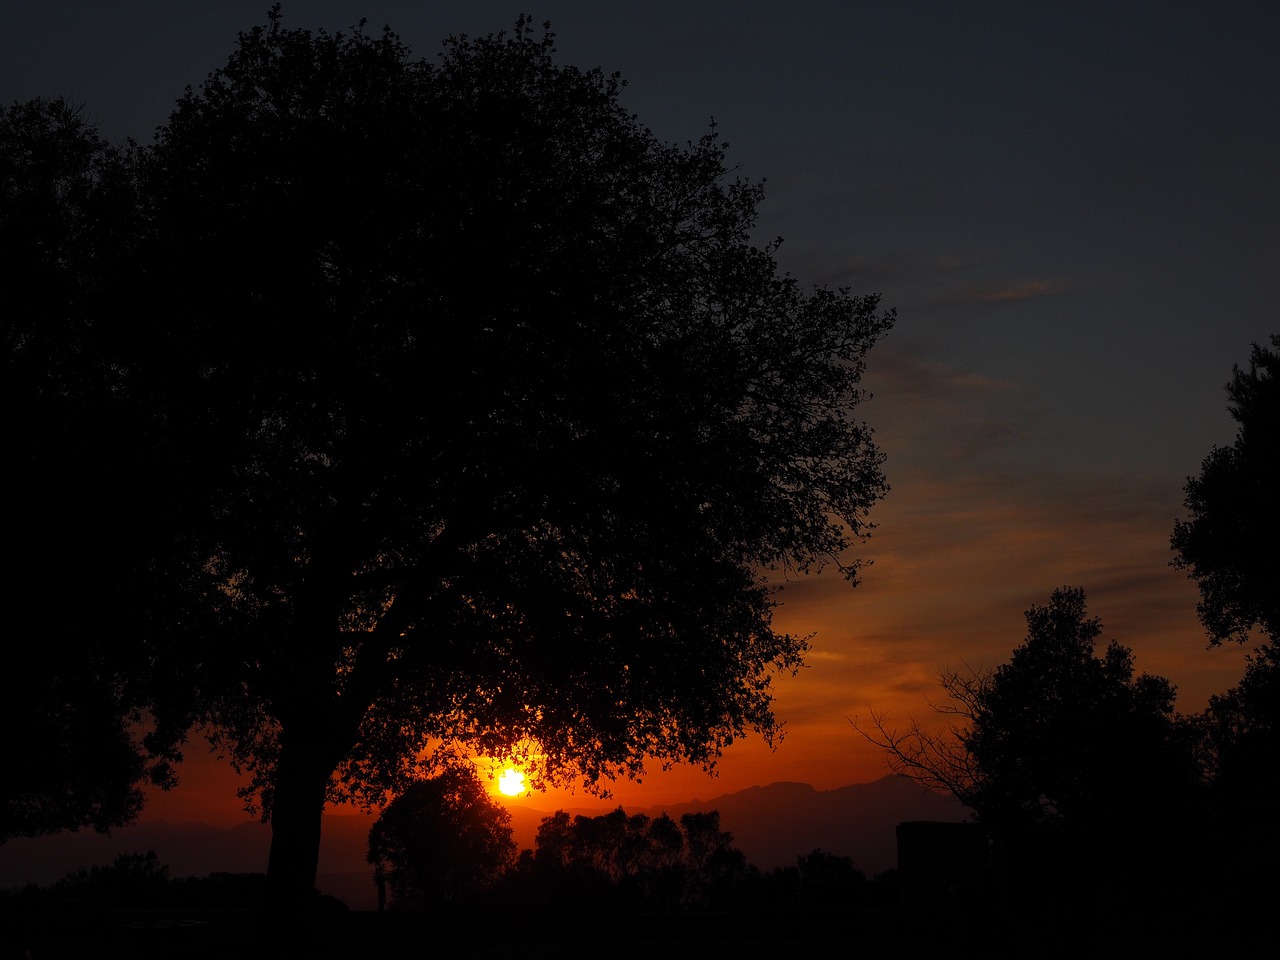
[1172,333,1280,645]
[9,862,352,914]
[1171,335,1280,922]
[678,810,750,908]
[790,848,866,908]
[366,765,516,910]
[859,587,1198,832]
[0,97,181,841]
[1192,639,1280,899]
[48,850,172,905]
[72,6,892,911]
[857,587,1205,936]
[486,810,893,918]
[1197,641,1280,816]
[506,806,753,912]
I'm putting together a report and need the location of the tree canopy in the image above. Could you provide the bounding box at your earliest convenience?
[1171,333,1280,644]
[1196,641,1280,822]
[6,10,892,906]
[858,587,1206,933]
[859,587,1198,833]
[519,806,746,911]
[0,97,176,841]
[1170,335,1280,898]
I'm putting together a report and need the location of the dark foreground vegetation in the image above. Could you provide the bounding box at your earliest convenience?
[3,863,1269,960]
[5,788,1273,960]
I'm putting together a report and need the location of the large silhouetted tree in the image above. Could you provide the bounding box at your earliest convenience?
[1,97,178,840]
[109,9,893,910]
[1172,334,1280,645]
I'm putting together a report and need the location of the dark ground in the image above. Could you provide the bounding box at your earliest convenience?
[2,902,1272,960]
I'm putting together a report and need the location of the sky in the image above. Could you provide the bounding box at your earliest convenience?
[3,1,1278,822]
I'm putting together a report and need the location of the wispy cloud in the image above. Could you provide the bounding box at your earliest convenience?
[737,407,1253,791]
[930,277,1063,307]
[864,347,1017,399]
[859,345,1042,470]
[798,250,982,288]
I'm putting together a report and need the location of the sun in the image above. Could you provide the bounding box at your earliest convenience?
[498,768,525,797]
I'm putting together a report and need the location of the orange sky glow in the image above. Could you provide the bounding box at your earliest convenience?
[7,1,1273,844]
[137,423,1252,827]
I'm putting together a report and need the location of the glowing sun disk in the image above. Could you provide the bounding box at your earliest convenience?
[498,768,525,796]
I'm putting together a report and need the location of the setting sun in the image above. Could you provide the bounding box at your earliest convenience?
[498,768,525,796]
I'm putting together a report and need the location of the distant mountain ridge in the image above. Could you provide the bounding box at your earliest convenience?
[0,776,967,911]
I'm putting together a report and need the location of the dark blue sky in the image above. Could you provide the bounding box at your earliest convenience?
[4,1,1277,802]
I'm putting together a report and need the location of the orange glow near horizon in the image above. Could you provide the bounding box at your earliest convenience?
[128,453,1253,830]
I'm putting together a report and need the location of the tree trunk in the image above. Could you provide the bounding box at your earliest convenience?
[264,737,332,918]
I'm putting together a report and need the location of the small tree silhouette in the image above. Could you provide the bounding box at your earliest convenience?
[794,849,866,908]
[367,766,516,910]
[523,806,749,911]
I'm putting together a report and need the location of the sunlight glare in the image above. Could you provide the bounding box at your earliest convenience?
[498,767,525,796]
